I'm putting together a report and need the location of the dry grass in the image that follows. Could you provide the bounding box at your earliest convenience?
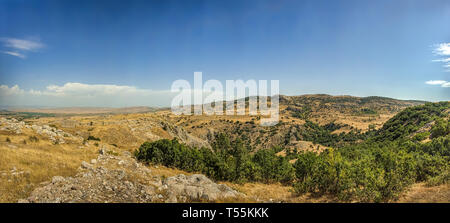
[221,181,450,203]
[0,135,97,202]
[148,165,194,178]
[397,183,450,203]
[220,181,337,203]
[221,182,294,202]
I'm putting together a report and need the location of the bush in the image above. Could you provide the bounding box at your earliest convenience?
[294,146,419,202]
[87,135,100,141]
[28,136,39,142]
[431,119,449,139]
[135,137,295,184]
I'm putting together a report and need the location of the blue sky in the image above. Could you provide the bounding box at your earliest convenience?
[0,0,449,107]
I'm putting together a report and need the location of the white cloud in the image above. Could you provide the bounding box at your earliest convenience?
[0,83,174,107]
[35,82,156,97]
[0,85,25,95]
[434,43,450,56]
[2,51,26,59]
[432,58,450,63]
[425,80,450,88]
[432,43,450,72]
[0,37,44,51]
[0,37,45,59]
[425,80,447,85]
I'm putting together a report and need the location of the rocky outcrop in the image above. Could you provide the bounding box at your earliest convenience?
[162,174,240,203]
[0,117,81,144]
[20,149,241,203]
[0,118,27,134]
[159,120,211,149]
[31,124,81,144]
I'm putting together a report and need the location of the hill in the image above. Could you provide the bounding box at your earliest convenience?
[166,94,426,151]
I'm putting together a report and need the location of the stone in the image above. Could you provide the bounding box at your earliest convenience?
[52,176,65,184]
[81,161,92,169]
[20,149,241,203]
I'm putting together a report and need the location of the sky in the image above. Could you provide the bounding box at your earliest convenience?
[0,0,449,107]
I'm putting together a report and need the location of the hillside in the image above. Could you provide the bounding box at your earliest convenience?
[0,95,447,203]
[134,101,449,202]
[164,94,426,151]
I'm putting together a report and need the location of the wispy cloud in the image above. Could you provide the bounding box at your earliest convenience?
[432,58,450,63]
[0,37,44,51]
[35,82,155,97]
[2,51,26,59]
[432,43,450,72]
[425,80,450,88]
[0,37,45,59]
[428,43,450,88]
[434,43,450,56]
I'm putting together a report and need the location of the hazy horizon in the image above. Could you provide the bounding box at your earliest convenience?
[0,93,435,110]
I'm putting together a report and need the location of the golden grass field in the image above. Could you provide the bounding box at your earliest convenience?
[0,134,98,202]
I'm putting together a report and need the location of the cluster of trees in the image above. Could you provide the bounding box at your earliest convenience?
[356,108,378,115]
[293,102,449,202]
[299,120,371,147]
[288,105,312,120]
[134,135,449,202]
[293,135,449,202]
[135,134,294,183]
[431,118,449,139]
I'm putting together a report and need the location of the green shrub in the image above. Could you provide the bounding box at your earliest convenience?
[431,119,449,139]
[412,132,430,141]
[294,146,419,202]
[135,137,294,184]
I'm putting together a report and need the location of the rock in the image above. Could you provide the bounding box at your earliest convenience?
[90,159,97,164]
[166,194,177,203]
[21,150,241,203]
[162,174,241,202]
[52,176,65,184]
[81,161,92,169]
